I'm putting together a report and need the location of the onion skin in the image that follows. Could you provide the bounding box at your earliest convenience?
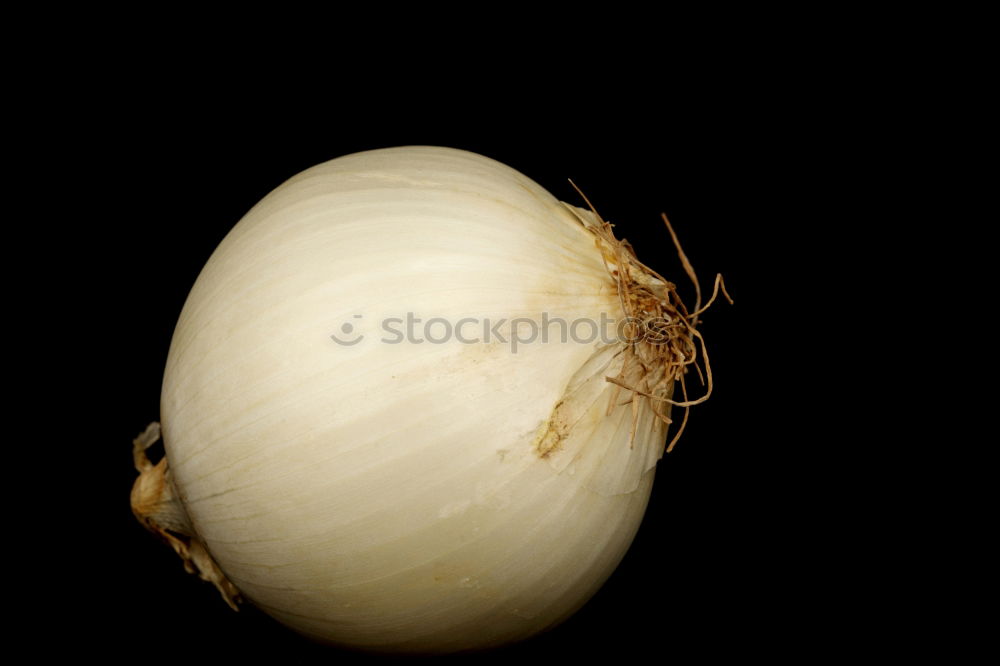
[146,146,674,653]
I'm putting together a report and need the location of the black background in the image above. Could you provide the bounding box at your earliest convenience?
[67,97,813,661]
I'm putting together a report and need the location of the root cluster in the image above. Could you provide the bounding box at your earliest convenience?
[571,183,732,452]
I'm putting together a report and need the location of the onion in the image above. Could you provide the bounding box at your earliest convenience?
[131,145,728,653]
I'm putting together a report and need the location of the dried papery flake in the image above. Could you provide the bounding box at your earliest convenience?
[131,422,242,610]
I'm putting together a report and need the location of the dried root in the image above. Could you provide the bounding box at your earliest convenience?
[567,183,733,452]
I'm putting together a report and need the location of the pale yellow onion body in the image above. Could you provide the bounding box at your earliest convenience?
[160,146,669,652]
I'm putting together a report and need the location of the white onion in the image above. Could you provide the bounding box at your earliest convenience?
[131,145,722,653]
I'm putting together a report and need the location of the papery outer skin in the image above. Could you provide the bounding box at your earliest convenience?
[161,146,667,652]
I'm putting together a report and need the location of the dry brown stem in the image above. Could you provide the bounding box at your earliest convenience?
[131,422,242,610]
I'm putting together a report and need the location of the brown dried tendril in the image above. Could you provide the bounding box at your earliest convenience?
[568,181,732,453]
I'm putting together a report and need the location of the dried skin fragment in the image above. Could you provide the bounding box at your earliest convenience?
[131,422,242,610]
